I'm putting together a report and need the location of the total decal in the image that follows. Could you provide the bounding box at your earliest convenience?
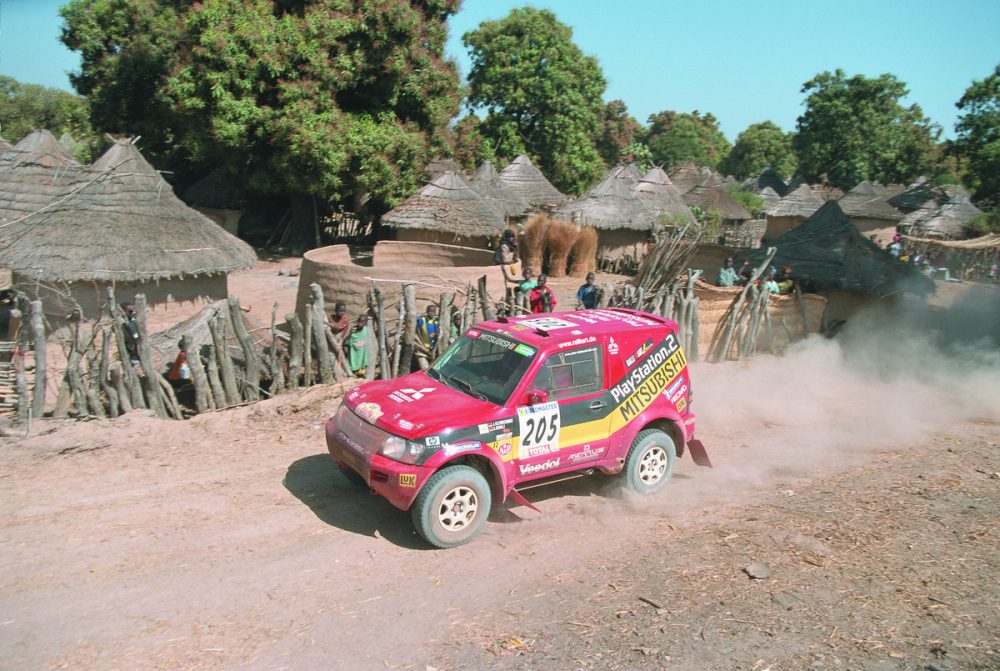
[609,334,687,422]
[519,458,560,476]
[516,401,561,460]
[389,387,435,403]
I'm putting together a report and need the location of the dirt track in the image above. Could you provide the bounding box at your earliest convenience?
[2,266,999,671]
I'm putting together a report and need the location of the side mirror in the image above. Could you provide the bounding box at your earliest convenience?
[525,389,548,405]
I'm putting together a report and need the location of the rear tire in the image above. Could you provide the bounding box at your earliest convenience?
[622,429,676,494]
[411,465,491,549]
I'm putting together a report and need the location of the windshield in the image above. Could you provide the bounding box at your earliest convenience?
[430,330,537,405]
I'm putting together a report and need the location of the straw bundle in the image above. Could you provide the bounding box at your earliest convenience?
[544,218,581,278]
[522,214,550,274]
[569,227,598,277]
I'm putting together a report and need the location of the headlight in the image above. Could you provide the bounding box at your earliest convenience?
[380,435,426,464]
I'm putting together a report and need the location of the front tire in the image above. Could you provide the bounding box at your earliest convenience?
[411,465,491,549]
[622,429,676,494]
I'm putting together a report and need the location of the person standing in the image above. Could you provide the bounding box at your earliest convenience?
[530,274,557,313]
[327,300,350,338]
[416,304,440,351]
[717,257,740,287]
[343,315,369,377]
[576,272,598,309]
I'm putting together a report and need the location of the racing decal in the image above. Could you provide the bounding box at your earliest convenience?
[443,441,479,457]
[355,402,383,424]
[557,336,596,349]
[477,332,520,350]
[607,337,619,355]
[478,419,513,434]
[519,457,560,476]
[399,473,416,487]
[466,329,481,338]
[517,401,561,459]
[496,442,513,457]
[424,436,441,447]
[610,334,687,423]
[520,316,577,331]
[676,397,687,413]
[571,309,659,328]
[668,382,688,404]
[514,344,536,357]
[398,418,415,430]
[567,445,606,463]
[390,387,435,403]
[626,339,655,368]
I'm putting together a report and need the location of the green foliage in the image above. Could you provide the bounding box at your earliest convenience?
[0,75,100,159]
[793,69,939,189]
[952,64,1000,207]
[722,182,765,215]
[964,208,1000,236]
[621,142,653,172]
[643,110,731,170]
[596,100,641,167]
[463,7,606,194]
[60,0,462,238]
[687,205,724,240]
[719,121,797,180]
[449,113,494,174]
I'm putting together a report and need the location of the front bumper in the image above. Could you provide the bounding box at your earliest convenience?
[325,417,433,511]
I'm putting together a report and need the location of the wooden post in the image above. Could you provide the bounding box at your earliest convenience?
[308,284,336,384]
[285,313,304,389]
[106,292,145,410]
[303,303,314,387]
[133,296,166,418]
[228,297,262,400]
[205,344,226,406]
[208,310,240,406]
[390,295,404,378]
[84,345,106,418]
[437,290,454,357]
[598,283,614,308]
[635,286,645,312]
[399,283,418,376]
[110,366,132,414]
[29,300,46,419]
[268,303,285,394]
[181,334,212,413]
[477,275,495,321]
[12,309,29,420]
[98,327,120,418]
[372,283,390,380]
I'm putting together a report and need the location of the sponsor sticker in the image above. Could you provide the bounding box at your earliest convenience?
[514,344,536,357]
[398,419,414,430]
[478,419,514,434]
[626,339,655,367]
[390,387,435,403]
[520,316,577,331]
[519,458,560,476]
[355,402,383,424]
[424,436,441,447]
[557,335,596,349]
[567,445,606,463]
[517,401,561,458]
[399,473,416,487]
[497,442,513,457]
[467,329,481,338]
[608,337,619,355]
[444,441,479,457]
[669,382,688,404]
[676,397,687,413]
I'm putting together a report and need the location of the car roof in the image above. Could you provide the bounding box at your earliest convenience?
[476,309,676,348]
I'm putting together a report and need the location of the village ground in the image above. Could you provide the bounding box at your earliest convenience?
[1,258,999,671]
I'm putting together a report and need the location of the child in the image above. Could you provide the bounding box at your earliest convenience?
[530,274,557,313]
[576,272,598,309]
[343,315,369,377]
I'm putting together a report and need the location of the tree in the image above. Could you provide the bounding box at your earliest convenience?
[0,76,98,159]
[793,69,938,189]
[952,64,1000,207]
[61,0,462,251]
[643,110,731,170]
[463,7,606,194]
[448,113,494,174]
[719,121,797,180]
[596,100,641,167]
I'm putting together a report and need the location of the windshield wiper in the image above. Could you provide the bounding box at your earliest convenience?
[426,368,442,382]
[449,376,488,402]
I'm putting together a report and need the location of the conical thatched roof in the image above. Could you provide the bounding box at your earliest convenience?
[0,130,85,225]
[911,196,983,239]
[765,183,824,218]
[381,171,507,237]
[554,166,660,231]
[741,166,788,197]
[888,180,949,213]
[425,158,463,182]
[604,163,643,188]
[667,162,708,194]
[631,166,695,223]
[683,181,752,221]
[0,138,257,283]
[0,137,13,152]
[469,160,530,219]
[758,186,783,210]
[747,201,934,297]
[498,155,567,210]
[838,181,903,221]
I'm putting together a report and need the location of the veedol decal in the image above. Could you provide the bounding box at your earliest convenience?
[355,402,383,424]
[519,316,577,331]
[519,458,560,475]
[390,387,435,403]
[517,401,561,459]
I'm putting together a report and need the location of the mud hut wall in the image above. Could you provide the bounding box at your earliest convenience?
[815,289,882,324]
[12,272,228,321]
[193,207,242,236]
[687,243,747,285]
[763,215,804,241]
[296,244,506,321]
[596,228,649,264]
[372,241,493,268]
[848,217,898,244]
[395,228,491,251]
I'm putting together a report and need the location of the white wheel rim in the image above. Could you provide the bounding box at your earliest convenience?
[437,485,479,532]
[638,446,668,485]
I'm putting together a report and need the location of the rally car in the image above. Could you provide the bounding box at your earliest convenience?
[326,308,710,548]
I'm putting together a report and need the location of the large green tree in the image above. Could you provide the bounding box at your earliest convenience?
[463,7,606,194]
[61,0,462,250]
[793,69,938,189]
[0,76,97,158]
[643,110,731,171]
[719,120,797,180]
[596,99,641,167]
[952,64,1000,207]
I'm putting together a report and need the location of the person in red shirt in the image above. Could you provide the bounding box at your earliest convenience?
[529,274,557,313]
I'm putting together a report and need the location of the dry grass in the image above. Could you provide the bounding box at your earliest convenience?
[522,214,550,275]
[545,218,581,278]
[568,227,598,277]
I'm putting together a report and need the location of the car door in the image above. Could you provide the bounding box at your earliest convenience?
[514,342,612,478]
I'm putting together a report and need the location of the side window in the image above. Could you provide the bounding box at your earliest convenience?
[533,346,603,400]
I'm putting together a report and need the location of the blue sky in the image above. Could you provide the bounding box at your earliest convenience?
[2,0,998,141]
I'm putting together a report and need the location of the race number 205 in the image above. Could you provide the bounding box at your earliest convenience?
[517,401,561,456]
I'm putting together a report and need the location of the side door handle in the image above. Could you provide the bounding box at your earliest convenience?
[588,400,606,411]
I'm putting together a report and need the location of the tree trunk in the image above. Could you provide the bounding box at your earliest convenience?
[287,193,320,255]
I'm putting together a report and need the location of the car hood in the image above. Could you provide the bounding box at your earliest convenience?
[342,371,498,438]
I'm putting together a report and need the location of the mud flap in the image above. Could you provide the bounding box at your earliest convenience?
[687,439,712,468]
[508,488,542,513]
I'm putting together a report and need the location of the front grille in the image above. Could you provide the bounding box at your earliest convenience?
[336,404,390,456]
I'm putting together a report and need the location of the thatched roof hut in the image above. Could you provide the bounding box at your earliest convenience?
[148,299,269,373]
[0,129,84,225]
[469,160,530,220]
[763,183,824,240]
[747,200,934,299]
[758,186,782,210]
[910,196,983,239]
[742,166,788,197]
[838,181,904,222]
[667,162,707,194]
[0,138,257,318]
[381,171,506,245]
[631,166,695,224]
[425,158,464,182]
[682,179,752,223]
[602,163,643,188]
[554,166,660,231]
[888,179,949,213]
[498,155,567,210]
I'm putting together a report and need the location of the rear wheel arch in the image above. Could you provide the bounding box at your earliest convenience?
[640,418,686,459]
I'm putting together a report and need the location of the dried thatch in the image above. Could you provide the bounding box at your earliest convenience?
[747,200,934,297]
[147,299,270,373]
[837,181,904,222]
[758,186,783,210]
[425,158,463,182]
[765,183,824,218]
[0,137,13,153]
[0,130,85,225]
[741,166,788,197]
[902,233,1000,251]
[601,163,642,188]
[682,181,752,221]
[498,155,567,210]
[554,166,660,231]
[911,196,983,239]
[381,171,506,238]
[0,138,257,283]
[632,166,695,223]
[469,160,530,219]
[888,180,950,213]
